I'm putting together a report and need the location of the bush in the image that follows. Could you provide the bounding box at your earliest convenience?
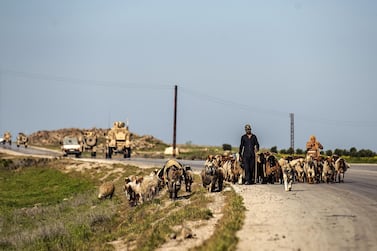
[222,144,232,151]
[296,148,304,155]
[270,146,278,153]
[287,148,294,155]
[325,150,333,156]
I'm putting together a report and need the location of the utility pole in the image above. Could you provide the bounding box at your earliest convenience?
[290,113,294,151]
[173,85,177,157]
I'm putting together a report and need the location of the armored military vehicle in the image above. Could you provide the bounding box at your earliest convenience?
[16,132,29,148]
[105,121,131,159]
[81,130,97,157]
[61,136,82,157]
[2,131,12,145]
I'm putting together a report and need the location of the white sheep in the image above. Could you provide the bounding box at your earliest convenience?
[278,158,294,192]
[334,157,350,183]
[291,158,306,183]
[123,174,161,205]
[304,155,316,184]
[322,157,335,183]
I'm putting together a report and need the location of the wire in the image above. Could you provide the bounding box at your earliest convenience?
[2,69,376,128]
[296,114,377,128]
[0,68,172,90]
[180,86,377,128]
[180,86,288,117]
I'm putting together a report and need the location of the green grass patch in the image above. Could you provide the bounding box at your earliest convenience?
[0,167,93,210]
[342,156,377,164]
[177,145,225,160]
[0,161,121,251]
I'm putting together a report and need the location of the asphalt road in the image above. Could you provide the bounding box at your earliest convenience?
[326,163,377,202]
[0,143,205,168]
[235,164,377,251]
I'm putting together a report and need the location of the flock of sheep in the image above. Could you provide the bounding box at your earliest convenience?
[201,152,351,192]
[98,158,194,206]
[97,153,351,204]
[277,154,351,191]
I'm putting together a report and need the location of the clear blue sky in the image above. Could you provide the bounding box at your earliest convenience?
[1,0,376,152]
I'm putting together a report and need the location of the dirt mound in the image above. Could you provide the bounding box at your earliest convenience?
[28,128,167,150]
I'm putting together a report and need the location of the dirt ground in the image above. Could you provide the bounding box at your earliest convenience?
[234,182,377,251]
[155,188,227,251]
[159,177,377,251]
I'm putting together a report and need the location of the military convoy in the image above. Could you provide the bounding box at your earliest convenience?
[60,130,99,158]
[59,121,132,159]
[81,131,98,157]
[2,121,132,159]
[61,136,82,158]
[16,132,29,148]
[105,121,132,159]
[2,131,12,145]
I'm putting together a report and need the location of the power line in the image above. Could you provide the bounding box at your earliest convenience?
[181,87,377,128]
[296,114,377,128]
[2,69,376,129]
[0,68,172,90]
[180,86,288,117]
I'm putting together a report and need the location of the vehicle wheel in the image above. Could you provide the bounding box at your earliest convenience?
[124,147,131,158]
[107,148,113,159]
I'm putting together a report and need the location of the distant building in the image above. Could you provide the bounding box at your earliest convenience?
[164,146,180,156]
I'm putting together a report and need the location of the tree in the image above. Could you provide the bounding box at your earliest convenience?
[334,148,345,156]
[287,147,294,155]
[350,147,357,157]
[222,144,232,151]
[325,150,333,156]
[358,149,375,157]
[296,148,304,155]
[270,146,278,153]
